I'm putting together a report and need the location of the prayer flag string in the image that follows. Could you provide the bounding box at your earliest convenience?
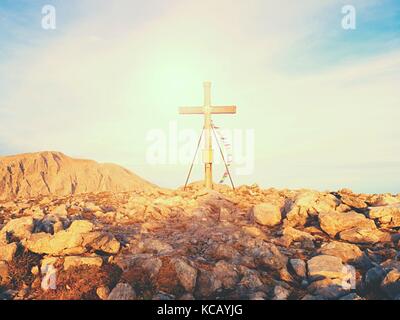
[211,121,233,184]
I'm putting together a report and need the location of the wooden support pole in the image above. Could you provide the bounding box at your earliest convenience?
[203,81,213,189]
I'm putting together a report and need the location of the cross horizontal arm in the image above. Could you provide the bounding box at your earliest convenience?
[211,106,237,114]
[179,107,204,115]
[179,106,237,115]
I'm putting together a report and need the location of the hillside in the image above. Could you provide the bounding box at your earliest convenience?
[0,151,156,200]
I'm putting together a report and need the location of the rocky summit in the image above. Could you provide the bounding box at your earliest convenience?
[0,154,400,300]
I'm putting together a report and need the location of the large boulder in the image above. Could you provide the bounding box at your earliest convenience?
[253,243,291,281]
[25,220,120,255]
[369,194,400,206]
[281,227,315,248]
[319,241,363,264]
[250,203,282,227]
[307,255,348,280]
[81,231,120,254]
[338,191,368,210]
[284,191,340,227]
[318,211,376,237]
[253,243,288,271]
[369,204,400,228]
[0,216,34,240]
[25,220,94,255]
[171,258,197,293]
[339,227,391,244]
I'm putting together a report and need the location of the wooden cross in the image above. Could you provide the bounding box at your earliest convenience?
[179,81,237,189]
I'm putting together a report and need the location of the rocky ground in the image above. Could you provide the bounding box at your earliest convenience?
[1,184,400,300]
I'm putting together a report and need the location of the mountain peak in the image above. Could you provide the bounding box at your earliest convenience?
[0,151,155,200]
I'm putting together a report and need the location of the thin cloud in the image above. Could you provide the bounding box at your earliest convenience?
[0,0,399,193]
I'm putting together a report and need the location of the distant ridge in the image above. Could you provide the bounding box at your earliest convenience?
[0,151,156,199]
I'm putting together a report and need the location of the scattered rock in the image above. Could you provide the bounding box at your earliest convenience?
[96,286,110,300]
[319,241,363,264]
[369,204,400,228]
[195,270,222,298]
[319,211,376,238]
[250,203,282,227]
[381,269,400,299]
[0,216,34,240]
[307,255,347,280]
[0,243,17,262]
[285,192,339,227]
[241,226,266,239]
[108,283,136,300]
[0,261,10,285]
[282,227,315,248]
[370,194,400,206]
[238,269,263,290]
[25,221,92,255]
[273,285,290,300]
[63,256,103,270]
[339,193,368,210]
[142,239,173,254]
[41,257,58,270]
[253,243,288,270]
[339,227,391,244]
[206,243,240,261]
[290,259,307,278]
[213,260,239,289]
[81,231,121,254]
[307,278,350,299]
[172,258,197,293]
[25,220,120,256]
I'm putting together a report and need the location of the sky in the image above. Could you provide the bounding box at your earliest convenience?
[0,0,399,193]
